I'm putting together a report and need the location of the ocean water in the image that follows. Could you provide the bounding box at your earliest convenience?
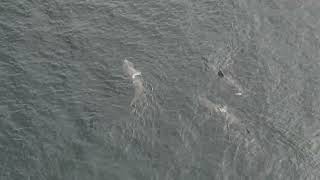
[1,0,320,179]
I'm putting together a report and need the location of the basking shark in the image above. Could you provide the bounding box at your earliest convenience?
[123,59,142,79]
[208,63,244,96]
[122,59,144,106]
[198,95,241,130]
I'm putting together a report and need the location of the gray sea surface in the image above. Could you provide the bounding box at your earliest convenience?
[1,0,320,179]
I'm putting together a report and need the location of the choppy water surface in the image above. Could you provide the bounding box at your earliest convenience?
[1,0,320,179]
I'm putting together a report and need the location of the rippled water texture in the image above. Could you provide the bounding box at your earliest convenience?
[1,0,320,179]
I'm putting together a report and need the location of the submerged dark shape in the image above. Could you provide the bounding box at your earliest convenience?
[218,70,224,78]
